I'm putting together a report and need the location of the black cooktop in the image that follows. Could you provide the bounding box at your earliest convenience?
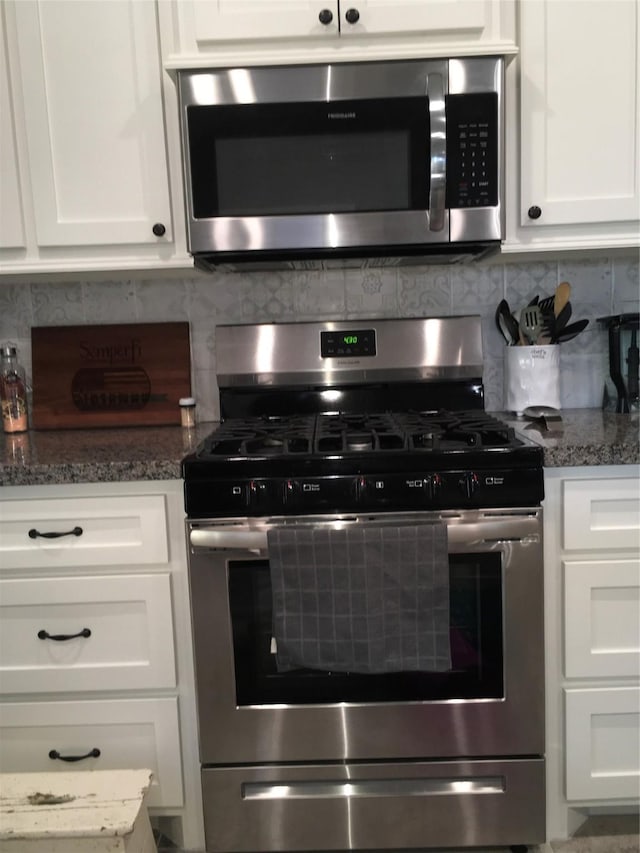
[183,410,544,517]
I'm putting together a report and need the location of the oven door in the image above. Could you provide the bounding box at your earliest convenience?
[188,508,543,765]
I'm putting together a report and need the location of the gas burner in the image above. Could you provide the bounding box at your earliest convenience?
[199,415,316,458]
[315,412,406,453]
[403,411,518,451]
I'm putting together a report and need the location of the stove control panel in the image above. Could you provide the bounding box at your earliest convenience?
[185,468,543,517]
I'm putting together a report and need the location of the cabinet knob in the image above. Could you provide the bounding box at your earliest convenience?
[152,222,166,237]
[318,8,333,24]
[345,7,360,23]
[527,205,542,220]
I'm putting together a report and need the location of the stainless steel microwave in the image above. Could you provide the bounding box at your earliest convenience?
[177,56,504,270]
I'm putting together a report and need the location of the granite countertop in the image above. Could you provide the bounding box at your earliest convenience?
[0,410,638,487]
[0,423,212,487]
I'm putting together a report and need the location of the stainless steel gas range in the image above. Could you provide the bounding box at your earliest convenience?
[182,316,546,853]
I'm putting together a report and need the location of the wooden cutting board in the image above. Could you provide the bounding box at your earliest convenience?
[31,323,191,429]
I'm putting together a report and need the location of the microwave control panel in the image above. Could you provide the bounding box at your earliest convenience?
[445,93,499,209]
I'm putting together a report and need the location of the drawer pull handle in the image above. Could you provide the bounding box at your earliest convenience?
[38,628,92,642]
[49,748,101,763]
[28,526,83,539]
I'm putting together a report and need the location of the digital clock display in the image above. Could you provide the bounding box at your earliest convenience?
[320,329,376,358]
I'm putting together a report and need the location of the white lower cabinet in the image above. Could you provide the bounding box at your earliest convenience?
[544,466,640,842]
[0,494,169,569]
[564,559,640,679]
[565,687,640,801]
[0,697,182,808]
[0,573,176,693]
[0,480,204,851]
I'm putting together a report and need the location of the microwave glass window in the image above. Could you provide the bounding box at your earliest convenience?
[216,132,410,216]
[186,98,429,219]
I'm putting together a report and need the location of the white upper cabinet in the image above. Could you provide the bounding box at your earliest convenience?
[191,0,487,42]
[1,0,190,275]
[192,1,340,40]
[161,0,516,66]
[0,10,25,251]
[504,0,640,252]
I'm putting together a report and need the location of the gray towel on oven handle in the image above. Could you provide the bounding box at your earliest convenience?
[267,522,451,674]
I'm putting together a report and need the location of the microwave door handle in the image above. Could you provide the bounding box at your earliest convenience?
[427,72,446,232]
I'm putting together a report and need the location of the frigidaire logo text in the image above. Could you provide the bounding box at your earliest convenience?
[328,112,356,119]
[79,338,142,364]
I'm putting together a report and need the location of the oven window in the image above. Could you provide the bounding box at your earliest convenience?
[228,554,503,705]
[186,98,429,218]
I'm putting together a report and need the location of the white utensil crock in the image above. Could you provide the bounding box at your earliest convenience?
[505,345,561,415]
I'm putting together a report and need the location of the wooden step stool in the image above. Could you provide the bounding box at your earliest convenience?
[0,769,155,852]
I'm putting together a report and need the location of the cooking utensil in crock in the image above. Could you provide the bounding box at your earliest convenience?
[549,301,572,340]
[521,306,543,344]
[554,281,571,317]
[553,318,589,344]
[537,294,555,314]
[539,302,571,344]
[495,299,519,345]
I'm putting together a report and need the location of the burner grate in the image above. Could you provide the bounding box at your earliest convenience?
[197,410,522,460]
[315,413,407,453]
[200,415,316,457]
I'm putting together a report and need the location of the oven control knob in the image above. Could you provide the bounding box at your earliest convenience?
[459,472,479,499]
[430,473,443,498]
[250,479,280,510]
[248,480,265,508]
[284,479,300,508]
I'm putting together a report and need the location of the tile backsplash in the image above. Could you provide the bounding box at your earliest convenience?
[1,253,638,422]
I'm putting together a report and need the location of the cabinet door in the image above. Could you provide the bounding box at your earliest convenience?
[9,0,172,248]
[564,559,640,678]
[0,697,183,808]
[520,0,640,227]
[341,0,487,36]
[562,478,640,552]
[193,1,340,42]
[0,9,25,251]
[0,573,176,693]
[0,494,168,569]
[565,687,640,800]
[191,0,490,43]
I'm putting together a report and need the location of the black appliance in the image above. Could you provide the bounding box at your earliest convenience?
[598,313,640,413]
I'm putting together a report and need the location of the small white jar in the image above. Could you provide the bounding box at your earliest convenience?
[179,396,196,428]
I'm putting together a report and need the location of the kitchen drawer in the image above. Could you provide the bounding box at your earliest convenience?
[565,687,640,801]
[562,479,640,552]
[0,697,183,808]
[564,559,640,678]
[0,573,176,693]
[0,494,168,569]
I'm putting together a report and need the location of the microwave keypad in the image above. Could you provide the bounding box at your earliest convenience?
[445,93,498,209]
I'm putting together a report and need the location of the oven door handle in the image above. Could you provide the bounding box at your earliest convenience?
[190,528,268,552]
